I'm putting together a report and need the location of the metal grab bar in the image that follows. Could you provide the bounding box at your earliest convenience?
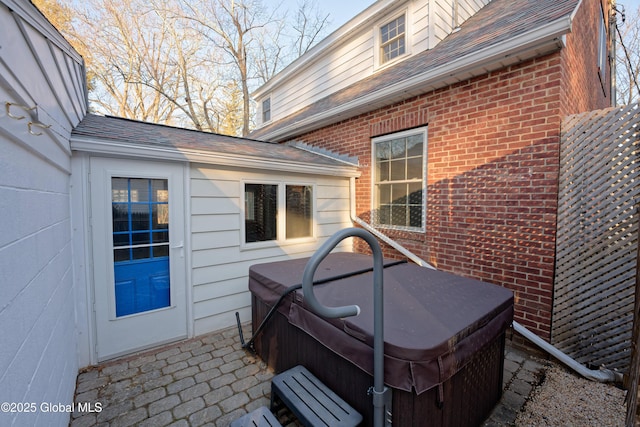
[302,227,391,427]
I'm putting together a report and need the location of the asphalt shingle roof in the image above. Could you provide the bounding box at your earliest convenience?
[250,0,580,140]
[72,114,357,168]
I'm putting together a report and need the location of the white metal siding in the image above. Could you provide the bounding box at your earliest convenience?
[413,0,430,52]
[0,1,86,426]
[257,0,491,125]
[273,31,375,121]
[431,0,491,45]
[190,166,352,334]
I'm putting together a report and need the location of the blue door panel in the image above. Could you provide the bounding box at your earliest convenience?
[114,258,170,317]
[112,178,170,318]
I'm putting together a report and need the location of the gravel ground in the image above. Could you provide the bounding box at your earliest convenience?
[515,363,628,426]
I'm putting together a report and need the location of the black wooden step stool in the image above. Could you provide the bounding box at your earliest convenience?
[271,365,363,427]
[230,406,280,427]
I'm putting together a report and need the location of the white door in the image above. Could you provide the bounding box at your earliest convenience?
[90,158,188,361]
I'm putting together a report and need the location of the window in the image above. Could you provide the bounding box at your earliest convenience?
[112,178,170,261]
[597,13,607,78]
[380,14,406,64]
[286,185,313,239]
[372,128,426,231]
[262,98,271,123]
[244,182,314,244]
[111,177,171,316]
[244,184,277,243]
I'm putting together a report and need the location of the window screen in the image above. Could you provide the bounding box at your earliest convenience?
[262,98,271,123]
[244,184,277,243]
[373,130,425,230]
[286,185,313,239]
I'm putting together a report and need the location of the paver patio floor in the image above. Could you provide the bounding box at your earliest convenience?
[70,324,544,427]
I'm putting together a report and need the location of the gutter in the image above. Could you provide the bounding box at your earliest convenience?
[348,177,623,384]
[70,136,361,178]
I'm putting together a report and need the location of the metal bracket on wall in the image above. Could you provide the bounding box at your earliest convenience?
[5,102,51,136]
[5,101,36,120]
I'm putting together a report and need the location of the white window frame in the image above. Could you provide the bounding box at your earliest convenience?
[374,9,410,69]
[241,180,316,249]
[262,97,272,124]
[371,127,427,232]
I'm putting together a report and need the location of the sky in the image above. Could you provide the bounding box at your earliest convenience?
[283,0,640,38]
[622,0,640,12]
[280,0,374,35]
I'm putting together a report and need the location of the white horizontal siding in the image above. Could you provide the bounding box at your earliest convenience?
[412,0,430,52]
[190,166,352,335]
[431,0,491,45]
[0,1,86,425]
[257,0,493,124]
[458,0,490,22]
[273,31,374,121]
[431,0,455,43]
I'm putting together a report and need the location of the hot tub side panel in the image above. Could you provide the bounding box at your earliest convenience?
[251,295,506,427]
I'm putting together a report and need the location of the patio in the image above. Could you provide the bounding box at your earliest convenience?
[69,323,544,427]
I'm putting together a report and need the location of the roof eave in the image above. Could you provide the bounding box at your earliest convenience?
[258,16,572,142]
[70,136,361,178]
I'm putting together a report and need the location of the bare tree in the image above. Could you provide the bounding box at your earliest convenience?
[178,0,276,136]
[60,0,331,135]
[292,0,330,56]
[71,0,180,122]
[253,0,330,84]
[615,3,640,105]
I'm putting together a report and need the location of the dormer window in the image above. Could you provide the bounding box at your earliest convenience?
[262,98,271,123]
[380,14,406,64]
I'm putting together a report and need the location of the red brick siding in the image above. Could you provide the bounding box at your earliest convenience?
[286,0,611,340]
[560,0,613,115]
[293,55,561,339]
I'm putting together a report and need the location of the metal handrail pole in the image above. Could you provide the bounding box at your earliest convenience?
[301,227,388,427]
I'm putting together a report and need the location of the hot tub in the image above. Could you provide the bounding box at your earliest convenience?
[249,252,513,426]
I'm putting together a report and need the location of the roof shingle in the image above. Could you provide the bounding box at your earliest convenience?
[72,114,358,170]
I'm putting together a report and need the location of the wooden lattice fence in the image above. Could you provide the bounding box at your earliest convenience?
[552,104,639,373]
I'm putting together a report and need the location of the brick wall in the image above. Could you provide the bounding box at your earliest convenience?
[284,0,612,340]
[559,0,613,115]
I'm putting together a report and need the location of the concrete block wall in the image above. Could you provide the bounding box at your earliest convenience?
[0,1,87,425]
[0,146,77,426]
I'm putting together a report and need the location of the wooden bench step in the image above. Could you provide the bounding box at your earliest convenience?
[271,365,362,427]
[230,406,281,427]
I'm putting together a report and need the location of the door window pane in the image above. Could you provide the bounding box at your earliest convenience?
[112,177,171,317]
[153,245,169,258]
[129,178,149,202]
[112,178,129,202]
[112,204,129,232]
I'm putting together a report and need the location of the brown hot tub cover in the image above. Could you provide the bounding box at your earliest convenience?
[249,252,513,395]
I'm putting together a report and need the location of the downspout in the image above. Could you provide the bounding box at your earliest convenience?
[513,322,622,382]
[348,177,623,383]
[348,178,436,270]
[610,0,617,106]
